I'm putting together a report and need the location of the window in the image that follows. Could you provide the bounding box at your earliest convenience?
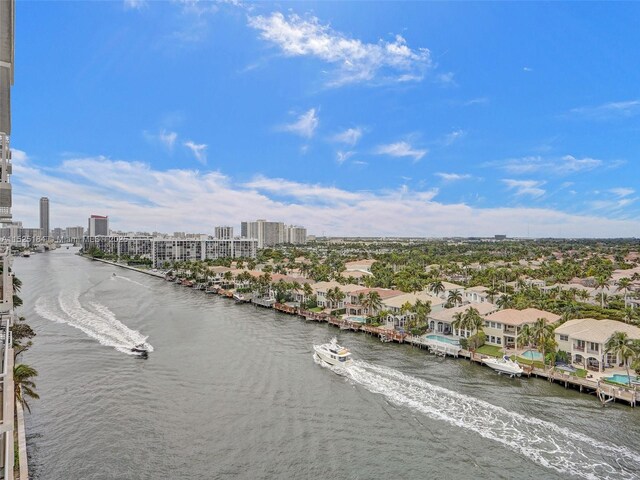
[559,334,568,341]
[497,337,502,345]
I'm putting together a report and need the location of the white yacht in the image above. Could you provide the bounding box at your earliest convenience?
[482,355,523,377]
[313,338,353,367]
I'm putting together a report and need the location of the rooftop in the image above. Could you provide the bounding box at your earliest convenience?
[555,318,640,344]
[485,308,561,326]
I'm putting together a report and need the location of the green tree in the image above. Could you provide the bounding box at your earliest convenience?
[605,332,636,387]
[14,364,40,413]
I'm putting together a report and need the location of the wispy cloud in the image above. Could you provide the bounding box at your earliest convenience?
[280,108,319,138]
[493,155,606,175]
[443,129,465,146]
[184,141,208,164]
[462,97,489,106]
[248,12,431,86]
[374,141,427,162]
[332,127,363,146]
[436,172,471,182]
[11,151,640,237]
[144,129,178,151]
[502,179,545,198]
[570,100,640,119]
[123,0,147,10]
[610,187,635,198]
[523,66,533,72]
[336,151,355,165]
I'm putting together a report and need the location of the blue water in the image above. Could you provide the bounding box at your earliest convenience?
[607,374,640,385]
[426,334,460,346]
[344,315,367,324]
[520,350,544,361]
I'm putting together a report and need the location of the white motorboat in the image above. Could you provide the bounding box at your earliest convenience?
[313,338,353,367]
[482,355,523,377]
[131,343,149,356]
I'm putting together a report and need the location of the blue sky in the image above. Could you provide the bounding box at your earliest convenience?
[9,1,640,237]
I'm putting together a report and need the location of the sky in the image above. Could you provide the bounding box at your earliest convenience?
[9,1,640,237]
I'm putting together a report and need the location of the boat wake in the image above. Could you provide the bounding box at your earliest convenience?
[320,359,640,480]
[35,292,153,356]
[111,275,150,289]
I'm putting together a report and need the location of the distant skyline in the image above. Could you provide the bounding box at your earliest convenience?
[10,2,640,237]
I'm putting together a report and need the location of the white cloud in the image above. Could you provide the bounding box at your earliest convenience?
[280,108,319,138]
[610,187,635,198]
[332,127,363,146]
[570,100,640,119]
[159,130,178,149]
[495,155,604,175]
[523,66,533,72]
[374,141,427,162]
[124,0,147,10]
[436,172,471,182]
[10,151,640,238]
[248,12,431,86]
[502,179,546,198]
[336,151,355,165]
[443,129,465,146]
[184,141,208,164]
[144,129,178,150]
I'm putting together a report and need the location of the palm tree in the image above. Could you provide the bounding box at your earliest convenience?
[616,277,632,308]
[531,318,555,368]
[465,307,484,335]
[429,280,445,298]
[14,364,39,413]
[518,324,533,350]
[594,276,609,308]
[605,332,636,387]
[447,290,463,307]
[451,311,466,337]
[363,290,382,316]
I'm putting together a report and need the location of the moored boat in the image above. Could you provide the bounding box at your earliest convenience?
[482,355,523,377]
[313,337,353,366]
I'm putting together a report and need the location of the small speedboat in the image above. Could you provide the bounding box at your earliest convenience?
[313,338,352,366]
[131,343,149,355]
[482,355,523,377]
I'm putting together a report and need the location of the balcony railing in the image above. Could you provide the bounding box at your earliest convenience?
[574,345,585,352]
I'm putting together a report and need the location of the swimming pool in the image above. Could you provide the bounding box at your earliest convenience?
[426,334,460,346]
[519,350,544,361]
[344,316,367,324]
[606,374,640,385]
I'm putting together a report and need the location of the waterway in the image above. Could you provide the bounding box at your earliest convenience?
[15,248,640,479]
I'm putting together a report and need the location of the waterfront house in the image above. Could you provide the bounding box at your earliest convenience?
[428,303,498,335]
[382,292,446,330]
[481,308,561,349]
[311,281,363,309]
[554,319,640,372]
[345,288,404,316]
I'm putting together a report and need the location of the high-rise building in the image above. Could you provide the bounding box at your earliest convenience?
[65,226,84,243]
[88,215,109,236]
[39,196,49,239]
[285,225,307,245]
[215,226,233,239]
[241,219,307,248]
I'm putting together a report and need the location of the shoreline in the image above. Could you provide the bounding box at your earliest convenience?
[78,254,166,278]
[78,254,640,408]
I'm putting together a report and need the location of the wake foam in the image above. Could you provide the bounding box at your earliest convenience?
[316,358,640,479]
[35,293,153,355]
[111,275,150,289]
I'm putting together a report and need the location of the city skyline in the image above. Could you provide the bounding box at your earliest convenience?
[8,2,640,237]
